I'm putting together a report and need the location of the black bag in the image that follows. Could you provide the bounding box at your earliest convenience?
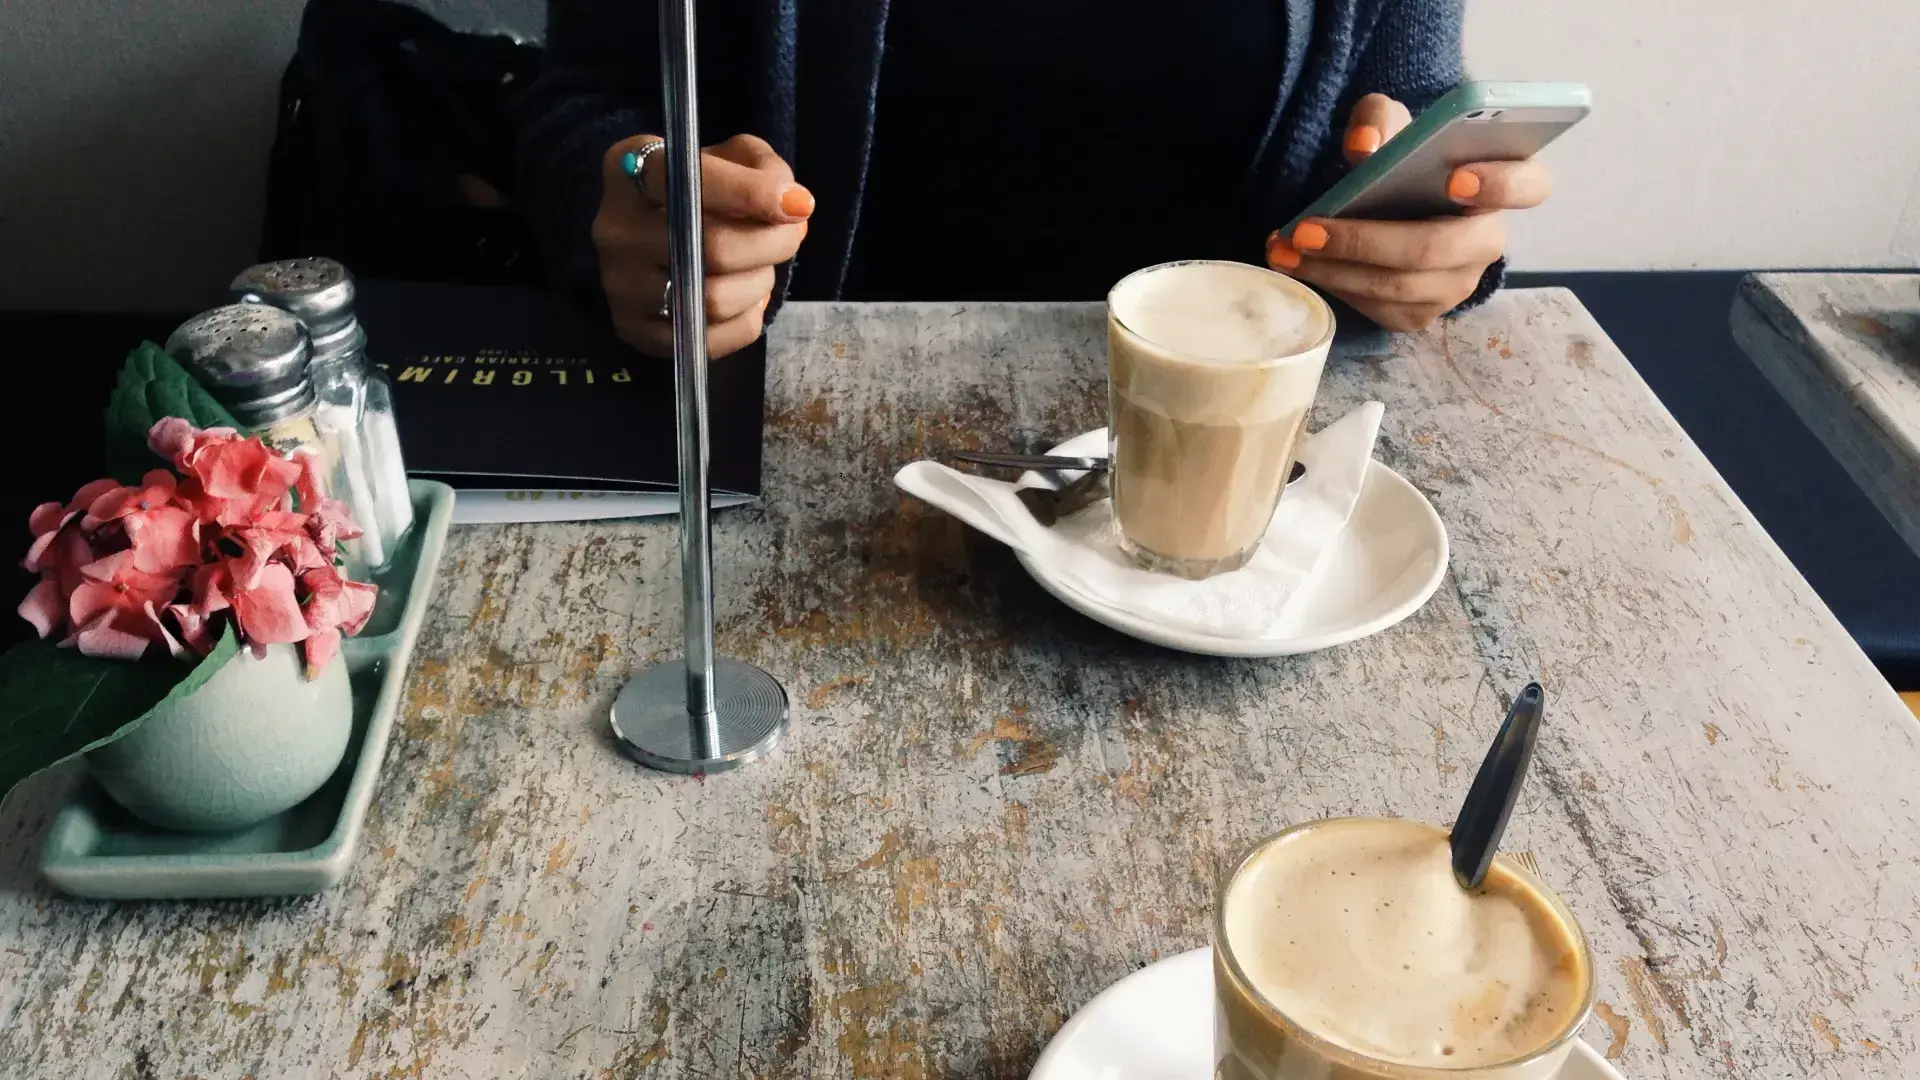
[259,0,543,285]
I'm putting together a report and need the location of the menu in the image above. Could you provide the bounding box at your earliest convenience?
[352,280,765,523]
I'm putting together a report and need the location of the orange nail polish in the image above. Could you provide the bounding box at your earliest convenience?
[780,185,815,218]
[1292,222,1329,252]
[1448,170,1481,201]
[1266,239,1301,271]
[1345,125,1382,155]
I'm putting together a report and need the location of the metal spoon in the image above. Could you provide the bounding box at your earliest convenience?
[951,450,1109,472]
[951,451,1307,487]
[1017,471,1110,527]
[1449,682,1545,890]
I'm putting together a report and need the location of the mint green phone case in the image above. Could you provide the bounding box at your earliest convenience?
[1284,81,1591,232]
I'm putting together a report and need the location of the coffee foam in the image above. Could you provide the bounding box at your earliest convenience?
[1109,261,1327,364]
[1221,819,1588,1069]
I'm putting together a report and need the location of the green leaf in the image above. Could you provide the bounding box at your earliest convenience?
[105,364,153,486]
[103,341,243,483]
[154,345,243,431]
[0,625,241,807]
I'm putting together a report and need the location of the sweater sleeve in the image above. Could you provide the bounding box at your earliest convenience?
[1350,0,1466,114]
[515,0,662,296]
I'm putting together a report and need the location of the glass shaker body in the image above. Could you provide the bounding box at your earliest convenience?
[308,348,412,570]
[256,404,372,581]
[308,355,389,570]
[362,371,412,546]
[232,259,414,573]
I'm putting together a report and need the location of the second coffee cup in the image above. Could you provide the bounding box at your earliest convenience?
[1107,260,1336,580]
[1213,817,1596,1080]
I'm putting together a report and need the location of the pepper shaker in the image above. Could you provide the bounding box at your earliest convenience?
[232,258,413,572]
[165,303,329,460]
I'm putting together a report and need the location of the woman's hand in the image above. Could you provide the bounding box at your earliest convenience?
[1266,94,1551,332]
[595,133,812,358]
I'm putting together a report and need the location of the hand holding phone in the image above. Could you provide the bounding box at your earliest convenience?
[1265,82,1590,332]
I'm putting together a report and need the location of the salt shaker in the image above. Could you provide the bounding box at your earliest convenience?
[232,258,413,572]
[165,304,372,579]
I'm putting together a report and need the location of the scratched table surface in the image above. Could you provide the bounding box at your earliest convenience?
[5,289,1919,1079]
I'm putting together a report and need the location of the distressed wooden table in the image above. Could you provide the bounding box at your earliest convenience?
[5,290,1919,1079]
[1731,272,1920,555]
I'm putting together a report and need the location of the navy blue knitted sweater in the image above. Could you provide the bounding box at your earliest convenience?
[517,0,1495,310]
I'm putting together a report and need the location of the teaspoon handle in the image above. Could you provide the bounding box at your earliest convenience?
[1450,682,1545,891]
[949,451,1109,472]
[950,453,1308,487]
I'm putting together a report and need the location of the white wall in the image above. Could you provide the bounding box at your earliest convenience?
[2,2,1916,311]
[1465,1,1920,271]
[0,2,299,312]
[0,0,542,314]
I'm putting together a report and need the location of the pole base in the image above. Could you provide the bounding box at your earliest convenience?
[610,657,789,774]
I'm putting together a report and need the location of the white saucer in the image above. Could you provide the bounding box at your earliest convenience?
[1014,430,1448,657]
[1029,947,1624,1080]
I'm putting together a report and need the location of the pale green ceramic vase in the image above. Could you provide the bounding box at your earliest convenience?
[85,643,354,832]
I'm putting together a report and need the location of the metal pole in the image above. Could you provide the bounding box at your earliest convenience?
[660,0,719,736]
[609,0,789,774]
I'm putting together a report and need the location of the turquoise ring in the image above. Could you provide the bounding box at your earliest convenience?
[621,139,669,205]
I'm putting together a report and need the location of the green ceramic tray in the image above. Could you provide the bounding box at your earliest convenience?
[38,480,455,900]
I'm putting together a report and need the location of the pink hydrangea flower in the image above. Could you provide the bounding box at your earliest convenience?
[166,563,234,656]
[297,564,377,678]
[230,561,308,646]
[121,505,200,574]
[85,468,176,524]
[66,550,186,660]
[24,501,98,584]
[150,419,302,526]
[14,420,380,677]
[230,510,328,588]
[291,451,362,558]
[23,476,115,571]
[18,481,114,638]
[145,417,206,466]
[302,564,378,637]
[81,469,202,574]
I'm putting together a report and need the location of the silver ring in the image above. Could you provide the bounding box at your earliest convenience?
[625,139,668,206]
[658,279,672,321]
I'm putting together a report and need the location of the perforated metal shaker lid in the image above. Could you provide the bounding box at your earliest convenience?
[230,257,363,358]
[165,304,316,427]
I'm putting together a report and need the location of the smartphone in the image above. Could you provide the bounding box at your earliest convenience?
[1284,81,1591,232]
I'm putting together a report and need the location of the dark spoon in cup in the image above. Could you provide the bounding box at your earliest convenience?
[1450,682,1545,891]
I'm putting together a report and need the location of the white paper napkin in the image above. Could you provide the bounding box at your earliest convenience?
[893,402,1385,639]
